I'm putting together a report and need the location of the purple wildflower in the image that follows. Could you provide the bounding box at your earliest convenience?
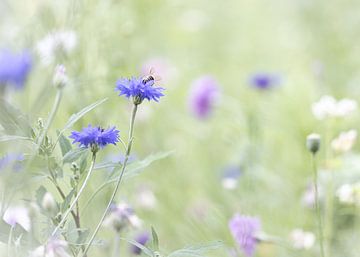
[229,214,261,257]
[0,49,32,89]
[188,75,220,119]
[104,202,142,232]
[69,125,119,148]
[130,232,150,255]
[0,153,24,172]
[115,77,164,104]
[249,72,280,90]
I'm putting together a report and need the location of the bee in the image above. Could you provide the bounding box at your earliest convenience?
[142,67,161,86]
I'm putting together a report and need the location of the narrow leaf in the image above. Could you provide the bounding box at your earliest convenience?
[58,132,72,156]
[62,98,108,132]
[63,147,88,163]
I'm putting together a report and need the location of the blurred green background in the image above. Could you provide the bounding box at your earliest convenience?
[1,0,360,256]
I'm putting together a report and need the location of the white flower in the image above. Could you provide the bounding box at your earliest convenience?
[336,183,360,205]
[221,177,238,190]
[312,95,357,119]
[290,229,315,249]
[28,239,71,257]
[42,192,57,214]
[331,130,357,153]
[3,206,31,231]
[36,30,77,65]
[136,187,157,209]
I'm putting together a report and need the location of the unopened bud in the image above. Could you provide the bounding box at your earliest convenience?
[306,133,321,154]
[42,192,57,214]
[53,65,69,89]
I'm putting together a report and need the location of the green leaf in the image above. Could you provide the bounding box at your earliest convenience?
[61,189,75,212]
[151,226,159,251]
[62,98,108,132]
[63,147,88,163]
[0,99,32,137]
[35,186,47,207]
[123,151,174,179]
[58,132,72,156]
[81,151,173,212]
[79,154,88,175]
[167,241,223,257]
[0,135,34,143]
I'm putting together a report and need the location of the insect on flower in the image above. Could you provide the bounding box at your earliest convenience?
[141,67,161,86]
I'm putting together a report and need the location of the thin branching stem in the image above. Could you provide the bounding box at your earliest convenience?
[81,104,138,257]
[50,153,97,237]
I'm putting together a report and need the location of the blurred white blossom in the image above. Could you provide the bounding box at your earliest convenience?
[312,95,357,119]
[331,130,357,153]
[3,206,31,231]
[28,239,71,257]
[103,202,142,232]
[36,30,77,65]
[336,183,360,205]
[135,186,157,210]
[290,229,315,249]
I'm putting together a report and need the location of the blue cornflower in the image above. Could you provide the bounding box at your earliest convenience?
[115,77,164,104]
[130,231,150,255]
[249,72,280,90]
[0,153,24,172]
[0,49,32,89]
[69,125,119,151]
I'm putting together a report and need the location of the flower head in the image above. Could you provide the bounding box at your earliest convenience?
[221,165,242,190]
[36,30,77,65]
[130,231,150,255]
[115,77,164,104]
[0,153,24,172]
[312,95,357,119]
[331,129,357,153]
[3,206,31,231]
[69,125,119,151]
[188,75,220,119]
[104,202,142,232]
[29,238,71,257]
[229,214,261,257]
[290,229,315,250]
[249,72,280,90]
[0,49,32,89]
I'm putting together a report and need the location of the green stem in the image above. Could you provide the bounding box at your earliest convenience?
[112,233,120,257]
[81,104,138,257]
[311,153,325,257]
[37,89,63,148]
[324,169,334,257]
[7,225,13,257]
[50,153,97,237]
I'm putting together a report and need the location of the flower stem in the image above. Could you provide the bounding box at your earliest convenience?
[81,104,138,257]
[7,225,13,257]
[36,89,63,148]
[311,153,325,257]
[112,233,120,257]
[50,152,97,237]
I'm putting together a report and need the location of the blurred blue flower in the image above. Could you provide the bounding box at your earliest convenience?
[130,231,150,255]
[0,153,24,172]
[0,49,32,89]
[249,72,280,90]
[189,75,220,119]
[221,166,242,190]
[69,125,119,148]
[229,214,261,257]
[115,77,164,103]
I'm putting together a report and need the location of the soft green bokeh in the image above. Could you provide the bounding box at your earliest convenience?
[1,0,360,256]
